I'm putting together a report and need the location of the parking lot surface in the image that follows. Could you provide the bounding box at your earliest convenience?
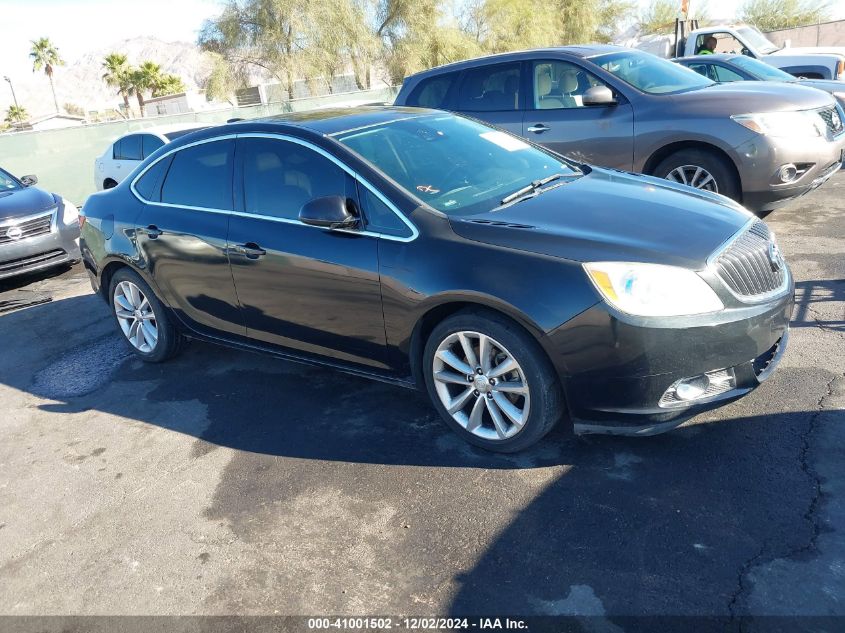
[1,175,844,620]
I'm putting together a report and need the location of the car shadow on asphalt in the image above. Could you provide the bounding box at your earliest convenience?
[793,279,845,331]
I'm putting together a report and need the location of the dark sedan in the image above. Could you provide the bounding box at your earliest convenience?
[80,107,793,452]
[674,53,845,110]
[0,167,80,280]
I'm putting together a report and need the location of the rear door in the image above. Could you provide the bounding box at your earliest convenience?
[227,135,388,368]
[523,59,634,170]
[134,138,245,337]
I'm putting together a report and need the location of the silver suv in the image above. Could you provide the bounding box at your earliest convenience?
[395,45,845,215]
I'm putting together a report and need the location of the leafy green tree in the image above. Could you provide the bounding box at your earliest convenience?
[29,37,64,113]
[4,104,28,124]
[101,52,134,113]
[152,73,186,97]
[204,52,243,102]
[740,0,830,31]
[129,61,164,115]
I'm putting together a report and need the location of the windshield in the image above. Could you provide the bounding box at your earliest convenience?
[591,50,713,94]
[0,168,21,192]
[737,27,779,54]
[730,55,794,81]
[334,115,579,216]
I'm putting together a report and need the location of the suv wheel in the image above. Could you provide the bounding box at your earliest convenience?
[423,309,565,453]
[655,148,740,202]
[109,268,184,362]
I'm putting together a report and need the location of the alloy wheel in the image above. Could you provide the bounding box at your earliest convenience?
[432,331,530,441]
[665,164,719,193]
[113,281,158,353]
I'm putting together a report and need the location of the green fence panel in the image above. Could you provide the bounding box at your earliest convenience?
[0,86,397,206]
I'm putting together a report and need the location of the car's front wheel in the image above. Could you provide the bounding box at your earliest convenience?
[109,268,184,362]
[655,148,740,202]
[423,309,565,453]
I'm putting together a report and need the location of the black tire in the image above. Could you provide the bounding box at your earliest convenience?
[108,267,184,363]
[654,148,740,203]
[103,179,118,190]
[422,309,565,453]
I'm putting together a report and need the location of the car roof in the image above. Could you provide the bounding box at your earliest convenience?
[674,54,740,63]
[118,123,209,139]
[403,45,629,81]
[230,105,441,136]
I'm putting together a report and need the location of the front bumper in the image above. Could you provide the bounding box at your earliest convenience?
[736,130,845,211]
[0,211,81,280]
[553,278,794,435]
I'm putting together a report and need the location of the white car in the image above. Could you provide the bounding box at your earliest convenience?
[94,124,208,191]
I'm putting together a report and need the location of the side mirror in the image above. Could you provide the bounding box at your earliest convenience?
[20,174,38,187]
[582,86,616,106]
[299,195,358,229]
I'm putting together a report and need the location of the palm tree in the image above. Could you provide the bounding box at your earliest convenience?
[130,61,163,116]
[29,37,64,113]
[101,53,133,114]
[4,104,28,124]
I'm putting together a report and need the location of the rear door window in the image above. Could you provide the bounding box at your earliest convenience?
[457,63,521,112]
[160,139,234,210]
[712,65,745,82]
[117,134,143,160]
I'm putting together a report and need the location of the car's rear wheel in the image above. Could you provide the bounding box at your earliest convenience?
[423,309,565,452]
[103,179,118,190]
[655,148,740,202]
[109,268,184,362]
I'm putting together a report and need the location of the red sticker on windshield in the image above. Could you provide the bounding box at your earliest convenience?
[416,185,440,194]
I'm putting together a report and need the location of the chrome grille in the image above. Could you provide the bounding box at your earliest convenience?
[817,105,843,136]
[0,211,54,244]
[714,220,786,299]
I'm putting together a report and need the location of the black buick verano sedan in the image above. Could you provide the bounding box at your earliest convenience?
[80,107,793,452]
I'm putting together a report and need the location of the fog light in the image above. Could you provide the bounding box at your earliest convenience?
[675,375,710,400]
[659,368,737,408]
[777,164,798,183]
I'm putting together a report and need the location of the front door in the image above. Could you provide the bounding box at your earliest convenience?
[524,59,635,170]
[135,138,245,337]
[227,136,388,368]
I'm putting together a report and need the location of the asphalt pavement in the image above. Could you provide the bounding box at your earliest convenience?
[0,175,843,627]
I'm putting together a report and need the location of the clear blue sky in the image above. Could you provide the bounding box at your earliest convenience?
[2,0,842,80]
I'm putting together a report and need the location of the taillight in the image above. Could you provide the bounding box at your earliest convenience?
[78,213,86,229]
[839,59,845,80]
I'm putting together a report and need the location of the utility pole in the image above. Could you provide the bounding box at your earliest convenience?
[3,76,19,111]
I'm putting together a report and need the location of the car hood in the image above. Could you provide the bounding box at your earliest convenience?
[796,78,845,93]
[672,81,835,113]
[0,186,57,222]
[448,168,752,269]
[771,46,845,57]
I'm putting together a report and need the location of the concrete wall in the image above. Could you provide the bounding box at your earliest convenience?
[766,19,845,48]
[0,86,397,206]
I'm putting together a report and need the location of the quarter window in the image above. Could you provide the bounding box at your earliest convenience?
[240,138,347,220]
[160,140,234,210]
[134,155,173,202]
[407,74,457,109]
[457,63,521,112]
[357,185,412,238]
[142,134,165,158]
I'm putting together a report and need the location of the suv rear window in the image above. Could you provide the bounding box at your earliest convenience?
[406,74,457,109]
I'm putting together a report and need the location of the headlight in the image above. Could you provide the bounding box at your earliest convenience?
[584,262,724,317]
[61,199,78,225]
[731,111,825,138]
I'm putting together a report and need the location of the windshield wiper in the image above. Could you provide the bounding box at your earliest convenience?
[500,174,565,205]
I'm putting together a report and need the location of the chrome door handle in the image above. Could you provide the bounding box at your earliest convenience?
[142,225,162,239]
[233,242,266,259]
[527,124,550,133]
